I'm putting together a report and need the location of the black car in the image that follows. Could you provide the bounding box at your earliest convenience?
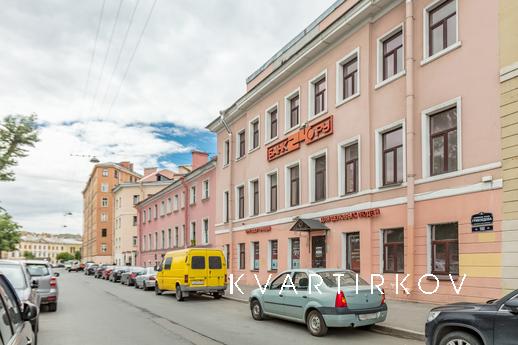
[109,267,129,283]
[94,265,109,279]
[85,265,98,276]
[425,289,518,345]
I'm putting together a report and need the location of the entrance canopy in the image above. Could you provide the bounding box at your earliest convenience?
[290,218,329,232]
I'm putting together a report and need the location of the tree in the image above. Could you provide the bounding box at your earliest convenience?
[23,251,35,259]
[74,251,81,260]
[0,211,21,258]
[56,252,74,261]
[0,114,39,181]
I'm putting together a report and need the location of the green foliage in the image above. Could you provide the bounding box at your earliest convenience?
[0,114,39,181]
[23,251,35,259]
[0,211,21,256]
[74,251,81,260]
[56,252,74,261]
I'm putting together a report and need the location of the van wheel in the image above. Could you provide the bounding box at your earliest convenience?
[155,285,162,295]
[250,300,264,320]
[439,331,481,345]
[175,285,184,302]
[306,310,328,337]
[213,292,221,299]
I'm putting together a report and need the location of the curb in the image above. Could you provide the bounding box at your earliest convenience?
[222,295,248,304]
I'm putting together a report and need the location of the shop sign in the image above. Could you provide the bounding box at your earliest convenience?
[267,116,333,161]
[320,208,381,224]
[245,226,272,234]
[471,212,493,232]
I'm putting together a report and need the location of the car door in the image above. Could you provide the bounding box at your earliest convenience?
[0,278,34,345]
[189,250,208,288]
[262,272,291,316]
[282,272,309,320]
[494,295,518,345]
[207,251,225,288]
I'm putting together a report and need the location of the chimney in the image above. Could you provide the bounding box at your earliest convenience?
[144,167,158,176]
[119,161,134,171]
[191,151,209,170]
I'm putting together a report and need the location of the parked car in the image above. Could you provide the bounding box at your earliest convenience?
[120,267,145,286]
[425,289,518,345]
[63,261,72,270]
[0,273,38,345]
[0,260,41,333]
[83,262,96,275]
[155,248,227,301]
[67,260,81,272]
[85,264,98,276]
[109,267,129,282]
[54,263,65,268]
[25,260,59,312]
[135,267,156,290]
[249,269,387,337]
[102,267,115,280]
[94,265,110,279]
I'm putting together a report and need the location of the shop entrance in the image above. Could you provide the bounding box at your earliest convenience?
[311,235,326,268]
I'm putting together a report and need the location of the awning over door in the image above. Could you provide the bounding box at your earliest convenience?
[290,218,329,232]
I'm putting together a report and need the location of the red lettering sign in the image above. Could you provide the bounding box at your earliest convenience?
[245,226,272,234]
[320,208,381,224]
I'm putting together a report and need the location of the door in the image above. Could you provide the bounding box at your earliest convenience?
[207,251,225,287]
[346,232,361,273]
[263,272,290,315]
[188,249,208,287]
[162,256,172,290]
[311,236,326,268]
[494,296,518,345]
[283,272,309,320]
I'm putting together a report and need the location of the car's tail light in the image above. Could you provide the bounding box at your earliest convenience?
[184,275,189,283]
[224,274,227,282]
[50,277,57,288]
[149,276,156,281]
[335,291,347,308]
[381,288,386,305]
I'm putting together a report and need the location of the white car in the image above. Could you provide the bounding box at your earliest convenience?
[134,267,156,291]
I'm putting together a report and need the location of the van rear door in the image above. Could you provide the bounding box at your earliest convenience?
[188,249,208,287]
[207,250,226,287]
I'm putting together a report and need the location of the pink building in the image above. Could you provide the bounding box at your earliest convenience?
[207,0,505,304]
[136,152,217,267]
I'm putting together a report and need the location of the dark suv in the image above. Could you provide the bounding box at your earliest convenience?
[425,289,518,345]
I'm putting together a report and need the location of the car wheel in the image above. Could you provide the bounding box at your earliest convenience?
[155,284,162,295]
[250,300,264,320]
[306,310,328,337]
[439,331,481,345]
[175,285,184,302]
[48,303,57,312]
[213,292,221,300]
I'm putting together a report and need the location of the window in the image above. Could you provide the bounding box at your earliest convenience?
[133,195,140,205]
[310,74,327,117]
[202,219,209,245]
[344,143,359,194]
[114,170,118,179]
[382,127,403,186]
[312,154,326,202]
[163,257,172,270]
[426,0,457,57]
[270,272,290,290]
[174,194,179,211]
[132,236,137,246]
[191,256,205,269]
[431,223,458,275]
[100,213,107,222]
[223,191,230,223]
[383,228,404,273]
[101,183,109,192]
[167,197,172,213]
[430,107,458,176]
[181,192,185,208]
[161,230,165,249]
[202,180,209,199]
[238,243,245,270]
[224,244,230,268]
[237,130,246,159]
[288,164,300,207]
[250,180,259,216]
[269,240,278,270]
[266,106,278,141]
[190,186,196,205]
[101,197,108,207]
[102,169,109,177]
[250,118,260,151]
[133,216,137,226]
[337,50,360,103]
[237,186,245,219]
[380,28,403,81]
[154,204,158,219]
[268,172,278,212]
[190,222,196,246]
[155,232,158,250]
[101,244,107,253]
[346,232,361,273]
[251,242,260,270]
[209,256,222,269]
[174,227,179,247]
[147,207,151,222]
[285,91,300,131]
[160,201,165,216]
[101,228,107,237]
[224,139,230,166]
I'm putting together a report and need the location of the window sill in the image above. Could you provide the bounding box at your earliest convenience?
[375,71,406,90]
[284,124,301,136]
[308,110,328,121]
[250,269,260,273]
[428,275,457,281]
[223,163,230,169]
[235,156,246,162]
[375,182,405,191]
[265,136,278,146]
[248,146,260,155]
[421,41,462,66]
[267,270,278,273]
[336,93,360,109]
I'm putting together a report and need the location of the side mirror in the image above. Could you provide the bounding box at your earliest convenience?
[30,280,39,289]
[504,299,518,314]
[21,302,38,321]
[157,266,162,272]
[54,272,60,277]
[263,284,270,290]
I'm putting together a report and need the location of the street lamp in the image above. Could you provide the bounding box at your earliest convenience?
[70,154,100,164]
[89,156,100,163]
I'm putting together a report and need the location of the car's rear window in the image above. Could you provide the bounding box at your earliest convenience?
[208,256,222,269]
[0,265,26,289]
[26,264,50,277]
[317,271,367,288]
[191,256,205,269]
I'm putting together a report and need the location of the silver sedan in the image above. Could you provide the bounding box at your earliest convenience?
[134,267,156,291]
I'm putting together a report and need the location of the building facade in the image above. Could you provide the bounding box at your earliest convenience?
[208,0,506,303]
[136,152,216,268]
[82,162,141,264]
[113,174,173,266]
[6,234,82,264]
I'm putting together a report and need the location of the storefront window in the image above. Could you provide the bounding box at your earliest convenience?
[252,242,260,271]
[290,238,300,269]
[431,223,459,275]
[383,228,404,273]
[346,232,360,273]
[269,240,278,270]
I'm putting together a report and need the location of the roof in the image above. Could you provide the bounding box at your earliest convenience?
[290,218,330,232]
[82,162,142,194]
[19,235,82,245]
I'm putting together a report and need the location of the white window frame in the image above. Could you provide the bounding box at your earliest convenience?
[248,177,260,217]
[181,192,186,208]
[284,160,301,209]
[223,139,230,166]
[236,243,243,271]
[100,213,107,222]
[181,225,185,247]
[248,115,260,152]
[167,197,172,213]
[102,169,109,177]
[376,23,405,89]
[284,87,301,134]
[309,149,328,203]
[336,47,360,107]
[160,201,165,216]
[235,184,245,220]
[337,136,361,196]
[236,129,246,160]
[173,194,179,211]
[375,119,406,188]
[422,0,461,65]
[250,241,259,271]
[202,218,209,245]
[421,97,462,179]
[267,239,278,271]
[190,185,196,205]
[308,69,328,119]
[190,221,196,245]
[265,168,279,213]
[202,180,210,199]
[101,197,108,207]
[223,190,230,223]
[265,103,279,144]
[101,183,109,192]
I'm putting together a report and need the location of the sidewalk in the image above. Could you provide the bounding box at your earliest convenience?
[223,284,431,341]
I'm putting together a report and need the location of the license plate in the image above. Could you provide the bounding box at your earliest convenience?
[358,313,378,321]
[191,281,204,285]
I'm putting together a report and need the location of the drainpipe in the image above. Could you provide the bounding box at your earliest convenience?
[405,0,416,291]
[181,176,189,249]
[221,113,234,275]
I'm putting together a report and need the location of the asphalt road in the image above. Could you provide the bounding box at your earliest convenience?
[38,270,423,345]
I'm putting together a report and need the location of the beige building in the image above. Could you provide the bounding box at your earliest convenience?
[500,0,518,293]
[6,234,82,264]
[82,162,141,264]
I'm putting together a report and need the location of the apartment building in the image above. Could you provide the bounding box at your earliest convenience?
[136,152,216,267]
[82,162,141,264]
[5,234,82,264]
[207,0,506,303]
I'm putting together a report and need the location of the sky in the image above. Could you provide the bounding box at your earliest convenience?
[0,0,335,235]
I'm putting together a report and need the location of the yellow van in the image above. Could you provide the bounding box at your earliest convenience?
[155,248,227,301]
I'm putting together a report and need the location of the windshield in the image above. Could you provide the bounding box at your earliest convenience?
[0,265,27,289]
[26,264,50,277]
[317,271,368,288]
